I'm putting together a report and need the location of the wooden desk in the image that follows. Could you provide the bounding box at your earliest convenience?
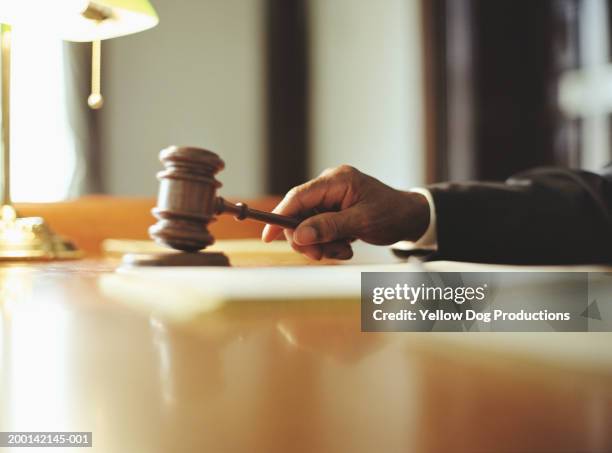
[1,258,611,453]
[14,196,282,256]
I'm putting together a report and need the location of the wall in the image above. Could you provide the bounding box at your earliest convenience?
[309,0,424,189]
[98,0,265,197]
[98,0,425,196]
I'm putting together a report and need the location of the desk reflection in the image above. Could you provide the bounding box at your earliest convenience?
[0,263,611,453]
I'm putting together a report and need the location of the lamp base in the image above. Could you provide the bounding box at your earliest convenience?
[0,205,81,261]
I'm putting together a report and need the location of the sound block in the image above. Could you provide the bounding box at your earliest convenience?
[122,252,231,267]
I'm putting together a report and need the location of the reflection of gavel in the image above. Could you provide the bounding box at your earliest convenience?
[149,146,301,253]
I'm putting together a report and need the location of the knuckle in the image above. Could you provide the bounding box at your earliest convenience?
[335,165,361,184]
[286,186,301,199]
[337,164,358,175]
[323,165,356,176]
[319,167,335,177]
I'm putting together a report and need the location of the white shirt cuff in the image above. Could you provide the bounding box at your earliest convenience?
[409,188,438,251]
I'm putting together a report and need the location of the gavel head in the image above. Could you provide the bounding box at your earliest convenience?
[149,146,224,252]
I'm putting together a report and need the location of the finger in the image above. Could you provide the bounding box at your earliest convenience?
[264,174,353,240]
[262,181,327,241]
[281,228,323,260]
[261,223,283,242]
[321,241,353,260]
[299,245,324,261]
[289,240,324,260]
[274,177,341,216]
[272,179,326,218]
[293,209,360,245]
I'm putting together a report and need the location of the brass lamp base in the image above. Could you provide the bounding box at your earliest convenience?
[0,28,80,261]
[0,205,81,261]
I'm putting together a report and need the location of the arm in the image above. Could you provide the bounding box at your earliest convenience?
[428,167,612,263]
[263,165,612,264]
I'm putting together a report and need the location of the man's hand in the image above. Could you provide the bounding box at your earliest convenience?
[261,165,430,260]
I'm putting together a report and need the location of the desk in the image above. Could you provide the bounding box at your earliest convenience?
[1,257,612,453]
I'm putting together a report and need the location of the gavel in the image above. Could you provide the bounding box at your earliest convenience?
[149,145,301,253]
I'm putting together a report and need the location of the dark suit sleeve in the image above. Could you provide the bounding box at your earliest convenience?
[427,167,612,264]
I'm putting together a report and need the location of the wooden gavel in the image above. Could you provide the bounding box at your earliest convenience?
[149,146,301,252]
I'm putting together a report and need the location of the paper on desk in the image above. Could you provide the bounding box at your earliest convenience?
[99,262,414,321]
[103,238,314,266]
[98,241,413,320]
[103,238,405,267]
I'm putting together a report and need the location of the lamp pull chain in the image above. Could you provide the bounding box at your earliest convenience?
[88,40,104,109]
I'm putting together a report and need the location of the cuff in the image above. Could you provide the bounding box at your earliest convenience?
[409,188,438,250]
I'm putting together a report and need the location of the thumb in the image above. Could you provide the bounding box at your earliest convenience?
[293,209,359,245]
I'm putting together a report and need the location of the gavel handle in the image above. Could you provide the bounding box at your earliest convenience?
[215,197,301,229]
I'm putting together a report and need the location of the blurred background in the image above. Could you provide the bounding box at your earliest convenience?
[6,0,612,201]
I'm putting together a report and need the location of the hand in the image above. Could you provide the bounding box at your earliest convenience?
[261,165,430,260]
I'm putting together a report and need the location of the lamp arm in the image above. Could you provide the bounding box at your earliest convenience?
[0,24,11,208]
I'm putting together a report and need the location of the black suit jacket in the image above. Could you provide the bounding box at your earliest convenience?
[427,165,612,264]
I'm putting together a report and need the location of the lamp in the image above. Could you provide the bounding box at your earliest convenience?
[0,0,158,260]
[57,1,160,109]
[0,1,158,41]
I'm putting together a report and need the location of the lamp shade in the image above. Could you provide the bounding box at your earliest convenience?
[62,0,159,42]
[0,0,159,41]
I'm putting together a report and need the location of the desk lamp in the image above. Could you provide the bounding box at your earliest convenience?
[0,1,158,260]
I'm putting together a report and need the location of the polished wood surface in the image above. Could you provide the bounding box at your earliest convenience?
[1,257,611,453]
[14,195,282,256]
